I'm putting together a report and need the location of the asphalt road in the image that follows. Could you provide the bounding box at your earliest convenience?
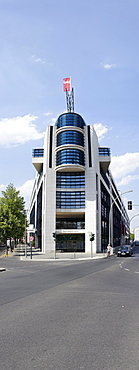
[0,248,139,369]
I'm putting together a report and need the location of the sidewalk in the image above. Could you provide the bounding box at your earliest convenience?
[12,246,108,261]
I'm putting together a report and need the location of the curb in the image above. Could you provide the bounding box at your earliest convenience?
[20,255,107,262]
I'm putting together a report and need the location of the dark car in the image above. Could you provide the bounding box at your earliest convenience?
[117,245,133,257]
[0,242,5,248]
[134,241,139,246]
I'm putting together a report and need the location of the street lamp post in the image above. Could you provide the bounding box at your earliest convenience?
[108,190,133,251]
[130,214,139,223]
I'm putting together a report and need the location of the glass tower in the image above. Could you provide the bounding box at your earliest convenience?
[55,112,86,252]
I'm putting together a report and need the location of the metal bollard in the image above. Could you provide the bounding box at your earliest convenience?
[25,246,27,258]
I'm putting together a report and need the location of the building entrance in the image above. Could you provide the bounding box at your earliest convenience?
[67,240,77,251]
[56,234,85,252]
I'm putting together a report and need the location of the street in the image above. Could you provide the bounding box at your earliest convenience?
[0,248,139,369]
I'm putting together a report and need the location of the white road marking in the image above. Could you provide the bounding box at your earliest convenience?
[118,260,139,274]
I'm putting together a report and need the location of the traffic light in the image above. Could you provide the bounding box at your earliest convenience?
[90,233,95,241]
[52,232,56,238]
[128,201,132,210]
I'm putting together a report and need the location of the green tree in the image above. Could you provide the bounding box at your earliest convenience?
[130,232,134,241]
[0,183,26,251]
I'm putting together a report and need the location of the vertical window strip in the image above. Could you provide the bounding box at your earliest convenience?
[49,126,53,168]
[87,126,92,167]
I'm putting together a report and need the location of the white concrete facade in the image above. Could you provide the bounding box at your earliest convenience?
[134,227,139,242]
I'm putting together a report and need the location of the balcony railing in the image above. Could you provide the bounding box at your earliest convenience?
[32,149,44,158]
[99,147,110,156]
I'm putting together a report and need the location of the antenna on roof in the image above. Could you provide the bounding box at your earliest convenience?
[63,77,74,112]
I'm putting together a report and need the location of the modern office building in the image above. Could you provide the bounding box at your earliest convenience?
[28,86,130,254]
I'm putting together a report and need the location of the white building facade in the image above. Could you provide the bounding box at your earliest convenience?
[28,110,130,254]
[134,227,139,242]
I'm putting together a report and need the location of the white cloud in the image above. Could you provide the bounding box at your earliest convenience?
[0,184,6,193]
[31,54,45,64]
[49,117,57,125]
[44,113,57,126]
[17,179,34,208]
[0,180,34,208]
[44,112,52,117]
[31,54,53,68]
[101,63,116,70]
[110,152,139,179]
[116,174,139,186]
[0,114,45,147]
[35,58,45,64]
[93,123,108,140]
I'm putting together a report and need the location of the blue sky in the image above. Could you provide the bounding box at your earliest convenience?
[0,0,139,228]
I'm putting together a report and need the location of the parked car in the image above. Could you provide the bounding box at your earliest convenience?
[0,243,5,248]
[117,245,133,257]
[134,241,139,246]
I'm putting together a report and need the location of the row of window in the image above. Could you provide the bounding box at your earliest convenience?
[57,131,84,147]
[101,204,107,218]
[56,220,85,229]
[56,234,85,252]
[56,191,85,208]
[32,149,44,157]
[101,191,107,203]
[56,149,85,166]
[56,113,85,129]
[99,147,110,156]
[56,172,85,188]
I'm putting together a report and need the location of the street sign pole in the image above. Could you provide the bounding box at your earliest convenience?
[30,241,32,259]
[29,236,34,259]
[52,233,56,259]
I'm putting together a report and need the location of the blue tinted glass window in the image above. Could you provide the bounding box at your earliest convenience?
[56,149,85,166]
[32,149,44,157]
[56,113,85,129]
[57,131,84,147]
[56,191,85,208]
[56,172,85,188]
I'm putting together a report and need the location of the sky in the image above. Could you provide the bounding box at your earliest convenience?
[0,0,139,229]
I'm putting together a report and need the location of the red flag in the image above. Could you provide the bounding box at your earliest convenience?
[63,77,71,91]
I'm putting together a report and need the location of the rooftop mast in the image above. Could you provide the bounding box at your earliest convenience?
[63,77,74,112]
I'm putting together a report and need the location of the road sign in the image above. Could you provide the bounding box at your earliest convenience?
[29,236,34,241]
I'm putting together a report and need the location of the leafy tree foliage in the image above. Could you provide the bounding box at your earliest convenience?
[0,183,26,244]
[130,232,134,241]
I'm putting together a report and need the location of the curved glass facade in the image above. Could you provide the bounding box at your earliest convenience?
[56,113,85,129]
[56,172,85,188]
[57,130,84,147]
[56,149,85,166]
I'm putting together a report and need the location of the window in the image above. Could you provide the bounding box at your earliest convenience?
[56,218,85,229]
[56,191,85,209]
[56,149,85,166]
[56,172,85,188]
[57,131,84,147]
[56,113,85,129]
